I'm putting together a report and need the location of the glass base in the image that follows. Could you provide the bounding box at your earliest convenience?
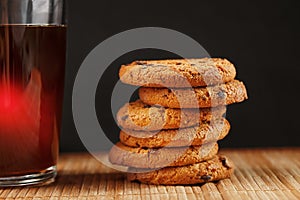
[0,166,57,187]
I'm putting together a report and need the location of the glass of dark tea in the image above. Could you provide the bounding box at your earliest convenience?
[0,0,66,186]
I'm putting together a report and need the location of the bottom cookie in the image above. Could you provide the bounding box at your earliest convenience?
[127,155,234,185]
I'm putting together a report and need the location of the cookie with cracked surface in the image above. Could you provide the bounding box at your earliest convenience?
[117,100,226,131]
[139,80,248,108]
[109,142,218,169]
[127,155,234,185]
[119,58,236,88]
[120,118,230,148]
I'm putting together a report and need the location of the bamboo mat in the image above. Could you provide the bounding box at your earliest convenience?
[0,148,299,200]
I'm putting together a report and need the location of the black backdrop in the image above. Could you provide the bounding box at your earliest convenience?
[60,0,300,152]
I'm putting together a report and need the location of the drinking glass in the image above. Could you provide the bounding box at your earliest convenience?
[0,0,67,186]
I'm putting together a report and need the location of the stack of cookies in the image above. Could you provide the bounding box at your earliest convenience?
[109,58,248,185]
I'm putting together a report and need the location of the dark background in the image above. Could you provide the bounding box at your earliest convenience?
[60,0,300,152]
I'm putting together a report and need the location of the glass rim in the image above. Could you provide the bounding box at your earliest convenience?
[0,23,67,26]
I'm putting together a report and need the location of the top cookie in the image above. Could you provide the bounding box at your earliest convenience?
[119,58,236,88]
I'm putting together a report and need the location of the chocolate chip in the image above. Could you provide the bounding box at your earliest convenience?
[200,175,212,181]
[121,115,128,121]
[135,61,146,65]
[201,96,207,101]
[220,157,231,168]
[143,105,151,108]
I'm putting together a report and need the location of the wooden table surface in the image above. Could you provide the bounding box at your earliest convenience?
[0,148,299,200]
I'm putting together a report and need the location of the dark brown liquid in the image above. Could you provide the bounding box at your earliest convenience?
[0,25,66,177]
